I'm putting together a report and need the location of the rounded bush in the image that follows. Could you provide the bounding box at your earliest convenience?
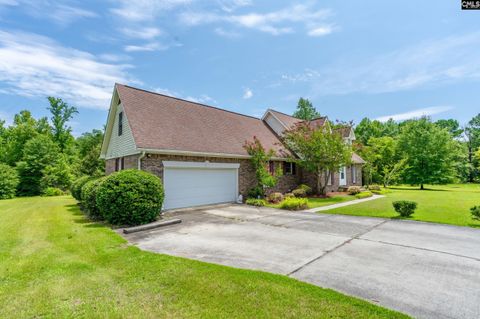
[347,186,362,195]
[42,187,65,197]
[0,163,19,199]
[368,185,381,191]
[247,186,264,199]
[355,191,373,199]
[292,188,307,198]
[297,184,312,195]
[280,197,308,210]
[81,177,106,220]
[392,200,417,217]
[267,192,284,204]
[71,176,93,201]
[96,170,164,226]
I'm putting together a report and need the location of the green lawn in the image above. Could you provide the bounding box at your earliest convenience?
[0,196,408,319]
[267,194,356,209]
[324,184,480,228]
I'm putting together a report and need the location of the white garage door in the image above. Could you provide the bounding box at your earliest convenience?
[163,161,240,210]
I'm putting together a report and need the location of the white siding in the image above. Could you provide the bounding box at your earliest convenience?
[105,103,137,159]
[264,113,286,136]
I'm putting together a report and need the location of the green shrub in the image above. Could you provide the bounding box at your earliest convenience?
[355,191,373,199]
[81,177,106,220]
[247,186,264,199]
[392,201,418,217]
[347,186,362,195]
[246,198,267,206]
[371,189,388,195]
[279,197,308,210]
[96,170,164,226]
[285,192,295,198]
[267,192,284,203]
[0,163,19,199]
[471,206,480,220]
[292,188,307,198]
[368,185,381,191]
[42,187,64,197]
[71,176,93,201]
[297,184,312,195]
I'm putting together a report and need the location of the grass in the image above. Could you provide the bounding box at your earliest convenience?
[324,184,480,228]
[0,196,408,319]
[267,194,356,209]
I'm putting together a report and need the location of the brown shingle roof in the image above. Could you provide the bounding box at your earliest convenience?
[308,117,328,130]
[334,126,352,138]
[116,84,289,157]
[268,110,303,129]
[352,152,366,164]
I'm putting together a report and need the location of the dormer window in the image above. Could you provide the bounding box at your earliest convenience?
[118,111,123,136]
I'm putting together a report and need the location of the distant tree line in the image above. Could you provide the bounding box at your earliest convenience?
[0,97,104,198]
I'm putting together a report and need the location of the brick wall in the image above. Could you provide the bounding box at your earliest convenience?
[301,164,363,193]
[105,154,139,175]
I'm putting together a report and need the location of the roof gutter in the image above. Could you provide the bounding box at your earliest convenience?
[135,148,289,161]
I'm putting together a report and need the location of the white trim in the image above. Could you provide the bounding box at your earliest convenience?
[162,161,240,169]
[262,109,289,131]
[136,148,289,161]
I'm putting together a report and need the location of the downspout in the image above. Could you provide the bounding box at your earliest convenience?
[138,151,146,170]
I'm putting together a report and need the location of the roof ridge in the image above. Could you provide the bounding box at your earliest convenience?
[116,83,261,121]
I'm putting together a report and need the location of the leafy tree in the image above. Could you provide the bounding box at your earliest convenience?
[0,163,19,199]
[398,117,456,190]
[16,135,59,196]
[47,97,78,152]
[367,136,405,187]
[283,123,352,195]
[355,118,399,145]
[1,110,51,165]
[40,154,74,192]
[243,137,282,191]
[435,119,463,138]
[75,129,105,176]
[465,113,480,182]
[292,98,320,120]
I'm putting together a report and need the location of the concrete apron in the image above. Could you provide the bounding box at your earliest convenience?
[122,205,480,319]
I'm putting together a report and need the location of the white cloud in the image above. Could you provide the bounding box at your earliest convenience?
[124,42,168,52]
[154,87,180,97]
[179,3,332,36]
[121,27,163,40]
[243,87,253,99]
[185,94,217,105]
[217,0,252,13]
[111,0,193,21]
[308,25,333,37]
[376,106,453,122]
[214,27,241,38]
[0,0,18,6]
[50,4,98,25]
[0,30,133,109]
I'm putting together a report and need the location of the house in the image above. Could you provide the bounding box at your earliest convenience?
[100,84,365,210]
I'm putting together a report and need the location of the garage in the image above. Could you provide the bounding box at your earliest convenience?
[162,161,240,210]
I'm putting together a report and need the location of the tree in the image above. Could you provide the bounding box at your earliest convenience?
[243,137,282,192]
[0,163,19,199]
[465,113,480,182]
[398,117,456,190]
[354,118,399,145]
[47,97,78,151]
[75,129,105,176]
[283,123,352,195]
[40,154,74,192]
[435,119,463,139]
[292,98,320,120]
[367,136,404,187]
[16,135,59,196]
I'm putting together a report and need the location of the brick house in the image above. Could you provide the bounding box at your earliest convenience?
[100,84,365,210]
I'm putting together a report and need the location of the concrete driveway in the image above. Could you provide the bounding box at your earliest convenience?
[123,205,480,319]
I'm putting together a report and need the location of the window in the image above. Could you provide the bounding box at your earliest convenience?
[283,162,296,175]
[118,111,123,136]
[115,157,125,171]
[268,161,275,174]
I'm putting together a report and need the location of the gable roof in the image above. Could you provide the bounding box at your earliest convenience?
[267,109,304,129]
[115,84,289,158]
[334,126,352,138]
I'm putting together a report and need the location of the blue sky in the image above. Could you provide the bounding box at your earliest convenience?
[0,0,479,136]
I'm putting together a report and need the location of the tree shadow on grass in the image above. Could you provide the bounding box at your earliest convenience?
[64,203,108,228]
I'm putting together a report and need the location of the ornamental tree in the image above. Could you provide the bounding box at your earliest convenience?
[283,123,352,195]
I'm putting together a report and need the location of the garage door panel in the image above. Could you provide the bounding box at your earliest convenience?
[163,166,238,210]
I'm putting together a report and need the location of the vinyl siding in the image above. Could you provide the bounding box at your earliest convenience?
[105,103,137,159]
[264,113,286,136]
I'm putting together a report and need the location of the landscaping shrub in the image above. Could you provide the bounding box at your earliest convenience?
[392,200,418,217]
[285,192,295,198]
[279,197,308,210]
[246,198,267,206]
[0,163,19,199]
[297,184,312,195]
[471,206,480,220]
[71,176,93,201]
[292,188,307,198]
[96,170,164,226]
[42,187,64,197]
[347,186,362,195]
[267,192,284,204]
[81,177,106,220]
[368,185,381,191]
[247,186,264,199]
[355,191,373,199]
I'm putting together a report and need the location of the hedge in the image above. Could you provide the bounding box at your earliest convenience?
[71,176,93,201]
[96,170,164,226]
[81,177,106,220]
